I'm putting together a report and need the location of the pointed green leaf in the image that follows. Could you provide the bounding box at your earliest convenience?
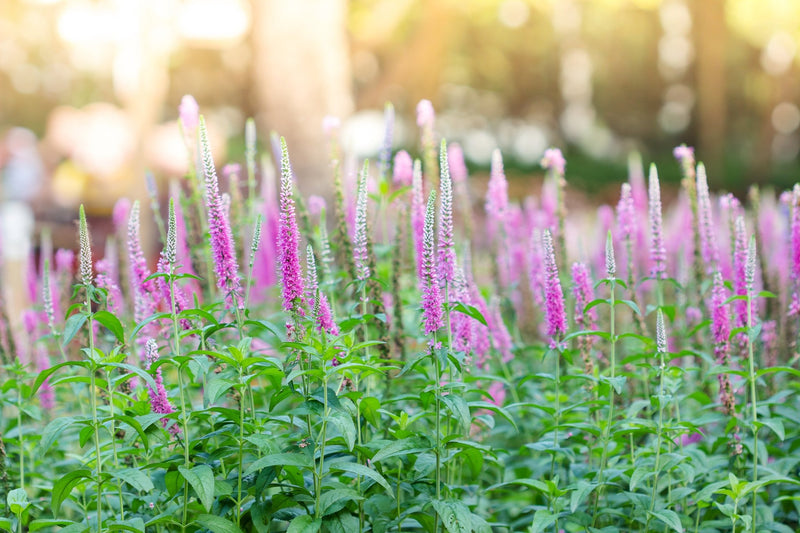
[178,465,215,513]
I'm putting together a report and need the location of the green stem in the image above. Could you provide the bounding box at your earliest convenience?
[646,345,667,529]
[105,370,124,520]
[170,270,191,530]
[591,279,616,528]
[17,387,24,490]
[747,288,758,533]
[236,366,245,527]
[86,290,103,533]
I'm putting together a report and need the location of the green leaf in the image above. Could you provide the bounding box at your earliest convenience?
[630,466,655,492]
[758,418,785,441]
[30,361,88,397]
[287,515,321,533]
[529,509,557,533]
[62,313,88,346]
[318,488,363,516]
[7,488,29,515]
[619,299,642,315]
[451,302,488,326]
[178,465,215,513]
[441,394,471,429]
[195,514,244,533]
[243,453,313,477]
[329,461,393,494]
[431,500,471,533]
[38,416,80,456]
[570,480,597,513]
[103,362,159,393]
[94,310,125,343]
[649,509,684,533]
[109,468,154,493]
[371,436,431,463]
[107,518,146,532]
[330,411,357,451]
[206,378,236,405]
[52,469,92,516]
[29,519,75,531]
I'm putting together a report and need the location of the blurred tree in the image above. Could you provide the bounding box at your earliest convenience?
[251,0,353,195]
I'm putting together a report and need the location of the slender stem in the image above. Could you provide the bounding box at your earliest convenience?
[315,372,330,519]
[105,370,124,520]
[236,366,245,527]
[86,289,103,533]
[647,345,667,526]
[170,269,190,530]
[17,387,24,490]
[747,288,758,533]
[432,331,442,533]
[592,279,616,527]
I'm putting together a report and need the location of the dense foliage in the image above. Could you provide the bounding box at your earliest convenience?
[1,100,800,533]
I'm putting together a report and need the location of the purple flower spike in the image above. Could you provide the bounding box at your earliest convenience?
[543,229,567,342]
[411,159,426,284]
[617,183,635,242]
[112,198,131,234]
[379,102,394,181]
[393,150,413,187]
[144,339,178,435]
[733,217,748,327]
[417,99,435,129]
[438,140,455,285]
[486,149,508,223]
[673,144,695,167]
[710,271,730,346]
[306,245,339,336]
[200,117,243,309]
[648,164,667,279]
[421,190,443,336]
[277,136,305,315]
[572,262,596,327]
[541,148,566,176]
[179,95,199,134]
[448,143,468,184]
[128,201,156,323]
[354,161,370,281]
[791,185,800,283]
[696,163,719,274]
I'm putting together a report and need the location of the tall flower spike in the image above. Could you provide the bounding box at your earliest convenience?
[648,163,667,279]
[354,161,370,281]
[305,244,338,335]
[696,163,719,274]
[485,149,508,224]
[656,309,667,354]
[605,231,616,280]
[411,159,426,284]
[543,229,567,341]
[200,116,243,309]
[746,235,757,290]
[277,136,305,314]
[78,205,92,286]
[379,102,394,182]
[448,143,468,184]
[165,198,177,265]
[393,150,413,187]
[42,259,55,331]
[438,139,455,284]
[791,184,800,282]
[733,216,748,327]
[421,190,443,335]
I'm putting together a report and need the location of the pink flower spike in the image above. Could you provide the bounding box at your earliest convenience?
[485,149,508,225]
[179,95,199,134]
[416,99,435,129]
[353,161,370,281]
[696,163,719,274]
[448,143,468,184]
[421,190,443,336]
[277,136,305,315]
[541,148,566,176]
[411,159,426,285]
[200,116,243,310]
[543,229,567,341]
[438,140,455,285]
[648,164,667,279]
[393,150,413,187]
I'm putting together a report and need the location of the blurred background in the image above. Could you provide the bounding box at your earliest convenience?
[1,0,799,245]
